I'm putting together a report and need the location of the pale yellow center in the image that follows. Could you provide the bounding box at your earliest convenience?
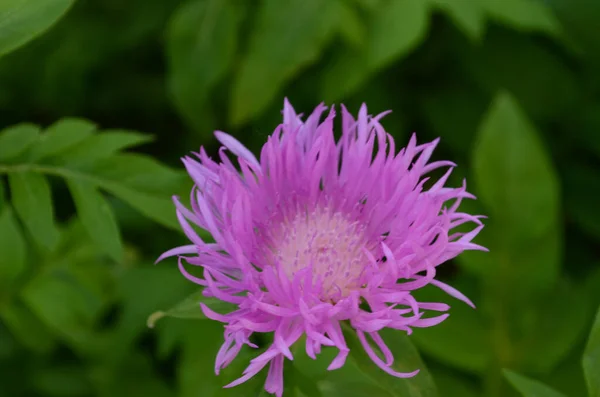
[270,207,369,300]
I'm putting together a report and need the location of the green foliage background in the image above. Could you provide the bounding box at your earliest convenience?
[0,0,599,396]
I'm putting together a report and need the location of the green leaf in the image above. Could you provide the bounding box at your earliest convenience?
[540,346,589,397]
[322,0,430,102]
[342,325,437,397]
[115,266,196,352]
[0,0,75,57]
[420,85,488,159]
[231,0,337,125]
[430,0,486,41]
[483,0,563,39]
[428,367,480,397]
[472,92,561,289]
[548,0,600,64]
[87,154,187,194]
[21,271,103,347]
[0,206,27,286]
[30,118,97,161]
[167,0,239,133]
[177,321,223,397]
[333,0,366,48]
[290,363,323,397]
[147,288,235,327]
[320,381,393,397]
[0,119,185,231]
[516,280,592,373]
[0,301,56,353]
[367,0,430,70]
[0,123,40,161]
[93,352,175,397]
[99,184,180,230]
[0,180,4,212]
[411,283,491,374]
[321,50,369,103]
[292,340,340,381]
[56,130,154,166]
[564,165,600,241]
[32,366,93,397]
[155,318,187,358]
[464,32,578,120]
[584,305,600,397]
[9,172,60,251]
[0,119,185,233]
[503,370,567,397]
[67,178,123,262]
[177,320,265,397]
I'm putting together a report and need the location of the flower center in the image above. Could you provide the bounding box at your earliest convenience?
[270,207,370,301]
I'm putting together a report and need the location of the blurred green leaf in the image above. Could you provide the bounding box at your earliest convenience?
[584,305,600,397]
[472,92,561,289]
[0,206,26,286]
[420,85,488,160]
[320,381,393,397]
[464,31,579,120]
[0,323,16,359]
[87,154,186,194]
[412,284,491,375]
[155,317,187,358]
[0,301,55,352]
[178,320,266,397]
[483,0,563,39]
[33,365,93,397]
[177,321,223,397]
[167,0,239,133]
[0,120,186,230]
[322,0,430,102]
[100,184,181,230]
[516,280,592,373]
[9,171,60,251]
[0,0,75,57]
[564,165,600,241]
[321,50,369,103]
[29,118,96,161]
[115,266,195,351]
[231,0,337,125]
[291,339,340,381]
[289,363,323,397]
[367,0,430,70]
[67,178,123,262]
[342,325,437,397]
[541,341,590,397]
[578,103,600,160]
[92,352,175,397]
[333,0,366,48]
[293,334,409,396]
[428,366,480,397]
[548,0,600,64]
[147,288,235,328]
[56,130,154,166]
[504,369,566,397]
[0,123,40,162]
[430,0,485,41]
[21,270,103,347]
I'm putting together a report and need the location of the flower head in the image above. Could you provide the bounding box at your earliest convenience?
[159,100,486,396]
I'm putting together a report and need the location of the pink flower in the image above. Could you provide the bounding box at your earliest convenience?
[158,100,486,396]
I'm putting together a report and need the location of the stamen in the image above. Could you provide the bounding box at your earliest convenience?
[268,206,370,301]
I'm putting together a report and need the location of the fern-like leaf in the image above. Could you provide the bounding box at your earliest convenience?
[0,118,188,260]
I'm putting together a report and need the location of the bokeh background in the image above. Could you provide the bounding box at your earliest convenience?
[0,0,599,396]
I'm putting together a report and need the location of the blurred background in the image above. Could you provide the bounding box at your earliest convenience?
[0,0,599,396]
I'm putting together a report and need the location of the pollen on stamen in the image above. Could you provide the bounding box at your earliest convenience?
[268,206,371,301]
